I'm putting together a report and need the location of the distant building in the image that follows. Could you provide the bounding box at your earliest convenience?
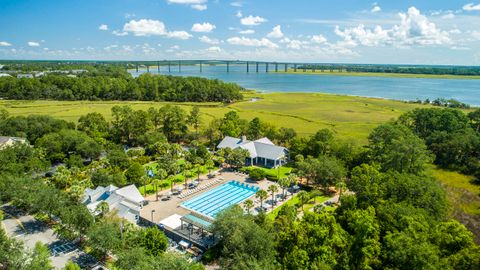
[0,73,11,77]
[82,184,145,223]
[0,136,28,149]
[217,136,289,168]
[17,74,34,78]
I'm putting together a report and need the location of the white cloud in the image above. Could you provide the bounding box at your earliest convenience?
[28,41,40,47]
[104,44,118,51]
[171,45,180,50]
[0,41,11,46]
[125,13,136,19]
[167,31,192,39]
[191,22,216,33]
[112,30,128,36]
[240,15,267,26]
[207,46,222,52]
[442,13,455,19]
[231,1,243,7]
[123,19,191,39]
[227,36,278,49]
[311,34,327,44]
[371,3,381,13]
[267,25,284,38]
[123,19,167,36]
[199,35,221,44]
[239,29,255,34]
[191,4,207,10]
[463,3,480,11]
[335,7,451,47]
[236,11,243,18]
[98,24,109,31]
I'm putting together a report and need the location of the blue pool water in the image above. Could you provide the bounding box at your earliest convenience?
[181,180,259,218]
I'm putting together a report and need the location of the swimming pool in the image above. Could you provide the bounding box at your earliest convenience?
[181,180,259,218]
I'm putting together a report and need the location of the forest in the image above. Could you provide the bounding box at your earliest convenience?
[0,63,244,102]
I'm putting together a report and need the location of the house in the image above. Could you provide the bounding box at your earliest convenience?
[17,74,34,78]
[82,184,145,223]
[0,136,27,149]
[217,135,289,168]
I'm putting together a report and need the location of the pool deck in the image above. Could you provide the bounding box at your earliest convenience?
[140,169,276,226]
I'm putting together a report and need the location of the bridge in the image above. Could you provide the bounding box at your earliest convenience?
[93,60,346,74]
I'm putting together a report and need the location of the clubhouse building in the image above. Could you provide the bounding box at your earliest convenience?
[217,136,289,168]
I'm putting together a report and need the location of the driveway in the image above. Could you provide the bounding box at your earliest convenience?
[1,205,97,269]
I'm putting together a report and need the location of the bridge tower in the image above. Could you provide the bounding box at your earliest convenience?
[256,62,259,73]
[135,63,138,73]
[266,63,269,73]
[157,61,160,73]
[168,61,171,73]
[227,61,230,73]
[275,63,278,72]
[246,62,249,73]
[178,60,181,72]
[284,63,288,72]
[200,61,203,72]
[294,64,297,72]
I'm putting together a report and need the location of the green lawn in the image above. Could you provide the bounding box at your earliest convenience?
[0,92,434,144]
[267,190,331,220]
[241,166,293,181]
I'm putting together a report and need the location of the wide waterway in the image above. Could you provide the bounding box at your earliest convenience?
[130,65,480,106]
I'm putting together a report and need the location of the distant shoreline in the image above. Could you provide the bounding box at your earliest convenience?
[276,69,480,80]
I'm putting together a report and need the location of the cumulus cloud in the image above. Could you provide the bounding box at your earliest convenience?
[227,36,278,48]
[199,35,221,44]
[442,13,455,19]
[192,4,207,10]
[371,3,381,13]
[311,34,327,44]
[0,41,11,46]
[191,22,216,33]
[267,25,284,38]
[335,7,451,47]
[239,29,255,34]
[123,19,192,39]
[28,41,40,47]
[166,31,192,39]
[240,15,267,26]
[231,1,243,7]
[98,24,109,31]
[236,11,243,18]
[463,3,480,11]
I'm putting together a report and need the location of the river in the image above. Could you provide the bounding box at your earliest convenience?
[130,65,480,106]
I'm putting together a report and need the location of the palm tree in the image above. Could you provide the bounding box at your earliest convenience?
[256,189,268,211]
[244,199,254,214]
[95,201,109,217]
[336,180,347,199]
[267,185,279,209]
[183,161,192,189]
[205,159,215,176]
[288,173,299,196]
[278,177,292,200]
[297,190,309,212]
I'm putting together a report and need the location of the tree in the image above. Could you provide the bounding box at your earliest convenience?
[277,127,297,146]
[158,105,188,142]
[278,177,291,199]
[225,148,249,169]
[29,242,52,270]
[77,112,109,140]
[140,226,169,256]
[368,123,433,175]
[249,168,266,181]
[188,106,201,137]
[267,185,279,209]
[95,201,110,217]
[244,199,254,214]
[315,155,346,190]
[125,162,145,186]
[64,261,81,270]
[297,190,309,212]
[468,108,480,133]
[256,189,268,210]
[87,222,122,258]
[247,117,262,139]
[212,206,277,270]
[205,159,215,176]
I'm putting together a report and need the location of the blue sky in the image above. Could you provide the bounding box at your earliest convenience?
[1,0,480,65]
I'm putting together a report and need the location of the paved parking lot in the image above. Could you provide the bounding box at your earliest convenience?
[1,205,97,269]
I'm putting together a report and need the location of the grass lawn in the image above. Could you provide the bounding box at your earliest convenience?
[241,166,293,181]
[267,190,331,220]
[277,69,480,80]
[0,92,434,144]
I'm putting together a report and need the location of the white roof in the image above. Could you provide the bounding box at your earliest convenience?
[159,214,183,230]
[114,184,144,204]
[217,136,287,160]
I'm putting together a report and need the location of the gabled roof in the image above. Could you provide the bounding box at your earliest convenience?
[114,184,144,204]
[217,136,287,160]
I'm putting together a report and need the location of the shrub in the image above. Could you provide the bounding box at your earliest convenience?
[249,168,266,181]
